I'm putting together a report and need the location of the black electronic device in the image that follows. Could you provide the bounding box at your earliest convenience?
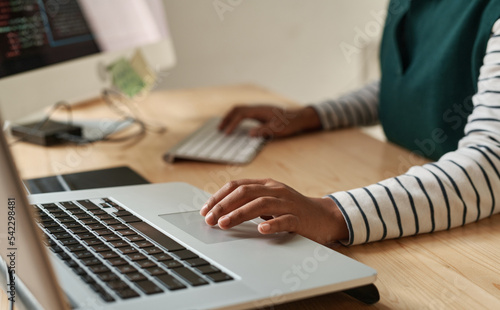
[11,120,82,146]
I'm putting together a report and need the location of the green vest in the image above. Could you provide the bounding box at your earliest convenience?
[379,0,500,160]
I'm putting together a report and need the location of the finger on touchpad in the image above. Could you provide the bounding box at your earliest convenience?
[159,211,282,244]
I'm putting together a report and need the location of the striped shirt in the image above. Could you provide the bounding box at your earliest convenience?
[312,20,500,245]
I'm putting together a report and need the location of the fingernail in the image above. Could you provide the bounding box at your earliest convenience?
[205,212,214,225]
[218,215,230,227]
[200,204,207,215]
[259,223,270,233]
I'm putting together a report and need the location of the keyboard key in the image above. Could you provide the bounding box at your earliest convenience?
[97,272,119,282]
[77,200,100,211]
[115,288,140,299]
[184,258,209,267]
[127,253,147,261]
[152,253,173,261]
[206,272,233,283]
[134,241,155,248]
[118,246,138,255]
[99,251,119,260]
[102,234,122,242]
[120,215,142,223]
[126,235,145,242]
[115,264,138,274]
[136,260,157,269]
[145,266,167,276]
[155,274,186,291]
[106,280,130,291]
[171,249,198,260]
[107,258,128,267]
[126,272,147,282]
[114,210,133,217]
[159,260,183,269]
[143,247,164,255]
[109,223,129,231]
[67,244,86,253]
[90,244,112,252]
[134,280,163,295]
[82,257,102,266]
[109,240,129,248]
[129,222,185,251]
[94,229,114,236]
[171,267,208,286]
[89,265,112,274]
[74,251,94,259]
[83,239,103,247]
[60,201,80,210]
[103,219,121,225]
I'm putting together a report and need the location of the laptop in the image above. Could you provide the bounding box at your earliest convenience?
[0,118,378,310]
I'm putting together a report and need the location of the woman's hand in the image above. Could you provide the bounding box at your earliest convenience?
[219,105,322,138]
[200,178,349,246]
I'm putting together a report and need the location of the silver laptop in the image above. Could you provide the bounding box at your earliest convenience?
[0,120,378,310]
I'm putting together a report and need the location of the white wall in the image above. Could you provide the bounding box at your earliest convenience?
[160,0,389,104]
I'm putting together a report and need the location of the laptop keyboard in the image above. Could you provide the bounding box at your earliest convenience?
[33,198,233,303]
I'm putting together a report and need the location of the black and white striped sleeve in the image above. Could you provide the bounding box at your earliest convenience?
[311,80,380,129]
[328,20,500,245]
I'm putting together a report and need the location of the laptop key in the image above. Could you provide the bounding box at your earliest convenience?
[89,265,112,274]
[145,266,167,276]
[171,249,198,260]
[109,240,129,248]
[152,253,173,261]
[107,258,128,266]
[136,260,157,269]
[97,272,119,282]
[115,264,138,274]
[120,215,142,223]
[143,247,164,255]
[106,280,130,291]
[184,258,209,267]
[118,246,139,255]
[155,274,186,291]
[82,258,102,266]
[99,251,119,260]
[159,260,183,269]
[126,272,147,282]
[127,253,147,261]
[109,223,129,230]
[115,288,140,299]
[171,267,208,286]
[206,272,233,283]
[134,280,163,295]
[77,200,100,211]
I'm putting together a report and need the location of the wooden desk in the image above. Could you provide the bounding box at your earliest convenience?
[5,85,500,309]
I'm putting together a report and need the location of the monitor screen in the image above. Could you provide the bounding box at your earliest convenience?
[0,0,175,122]
[0,0,100,77]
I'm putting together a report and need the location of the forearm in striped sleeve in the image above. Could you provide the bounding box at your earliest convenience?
[328,20,500,245]
[311,80,380,130]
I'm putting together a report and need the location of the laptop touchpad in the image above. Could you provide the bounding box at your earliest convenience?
[159,211,274,244]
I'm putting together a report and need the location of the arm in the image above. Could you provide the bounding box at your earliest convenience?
[312,80,380,130]
[331,20,500,245]
[218,81,380,138]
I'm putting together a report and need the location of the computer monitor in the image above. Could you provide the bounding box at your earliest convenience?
[0,0,176,123]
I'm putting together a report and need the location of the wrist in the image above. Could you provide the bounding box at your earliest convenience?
[298,106,322,132]
[316,196,349,244]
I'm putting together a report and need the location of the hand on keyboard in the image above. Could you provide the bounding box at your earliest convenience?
[219,105,322,138]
